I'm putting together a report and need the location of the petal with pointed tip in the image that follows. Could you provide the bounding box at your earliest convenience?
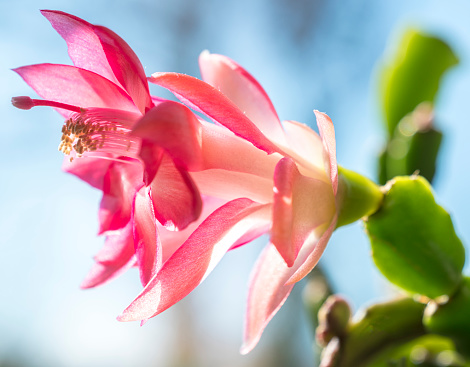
[41,10,151,113]
[242,216,336,354]
[271,157,336,267]
[81,221,135,289]
[149,72,281,155]
[315,111,338,194]
[117,198,271,322]
[14,64,138,113]
[282,120,326,178]
[133,187,161,286]
[150,153,202,231]
[199,52,286,146]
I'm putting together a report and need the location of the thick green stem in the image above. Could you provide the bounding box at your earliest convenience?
[336,167,384,228]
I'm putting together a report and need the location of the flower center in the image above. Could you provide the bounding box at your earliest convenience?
[58,108,142,162]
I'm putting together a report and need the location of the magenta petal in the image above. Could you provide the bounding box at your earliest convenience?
[81,221,135,289]
[117,198,271,322]
[315,111,338,194]
[14,64,138,112]
[132,101,203,171]
[133,187,161,286]
[199,52,286,146]
[148,72,281,155]
[62,154,113,190]
[41,10,151,113]
[271,157,336,267]
[241,244,294,354]
[150,153,202,231]
[98,161,143,234]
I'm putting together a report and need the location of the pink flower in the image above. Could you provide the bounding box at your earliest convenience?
[12,10,204,287]
[117,52,339,353]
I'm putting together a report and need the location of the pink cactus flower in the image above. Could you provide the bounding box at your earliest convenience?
[117,52,339,353]
[12,10,204,288]
[13,11,339,354]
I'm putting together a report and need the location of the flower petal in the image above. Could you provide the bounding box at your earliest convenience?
[117,198,271,322]
[14,64,139,113]
[133,187,161,286]
[132,101,204,171]
[148,72,281,155]
[281,120,326,179]
[315,111,338,195]
[81,221,136,289]
[286,214,337,284]
[62,154,113,190]
[241,243,294,355]
[199,51,286,146]
[150,153,202,231]
[242,216,336,354]
[41,10,152,113]
[98,161,143,234]
[271,157,336,267]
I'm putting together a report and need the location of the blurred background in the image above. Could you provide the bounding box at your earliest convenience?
[2,0,470,366]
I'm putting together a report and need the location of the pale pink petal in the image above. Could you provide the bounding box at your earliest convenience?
[281,120,326,178]
[132,101,204,171]
[286,215,337,284]
[148,72,281,155]
[191,169,273,204]
[271,157,336,267]
[41,10,152,113]
[241,244,294,355]
[133,187,161,286]
[98,161,143,234]
[315,111,338,195]
[199,121,281,178]
[242,216,336,354]
[81,221,135,289]
[117,198,271,322]
[14,64,139,113]
[150,153,202,231]
[199,51,286,146]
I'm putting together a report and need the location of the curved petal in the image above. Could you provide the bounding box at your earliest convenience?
[150,153,202,231]
[81,221,136,289]
[242,216,336,354]
[191,169,273,204]
[14,64,139,113]
[199,51,286,146]
[315,111,338,195]
[41,10,152,113]
[271,157,336,267]
[133,187,161,286]
[199,121,280,178]
[117,198,271,322]
[148,72,282,155]
[286,214,337,284]
[98,161,143,234]
[132,101,204,171]
[62,153,113,190]
[241,243,294,355]
[281,120,326,179]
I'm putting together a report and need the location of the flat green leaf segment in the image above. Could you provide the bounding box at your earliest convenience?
[365,176,465,298]
[381,29,458,137]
